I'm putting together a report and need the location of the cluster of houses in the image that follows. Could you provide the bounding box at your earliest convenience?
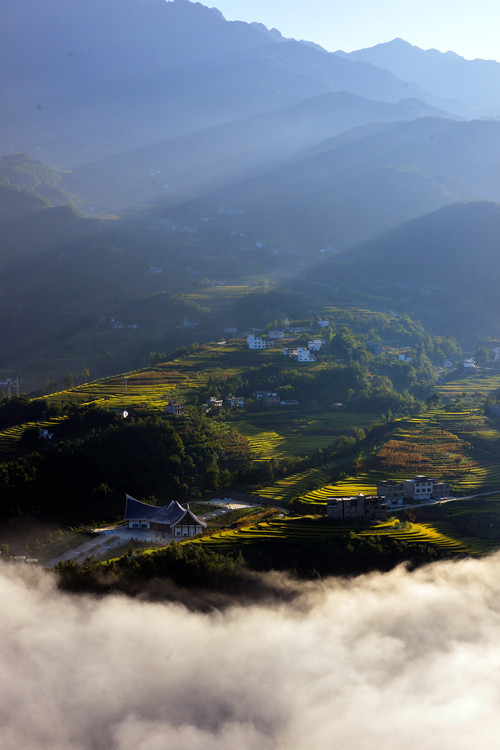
[247,332,326,363]
[166,395,246,416]
[327,475,452,522]
[166,390,300,415]
[254,391,299,407]
[99,316,139,330]
[282,339,325,362]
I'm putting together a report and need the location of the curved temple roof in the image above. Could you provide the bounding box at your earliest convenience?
[124,494,207,528]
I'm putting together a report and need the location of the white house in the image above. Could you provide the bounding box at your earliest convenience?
[247,334,268,350]
[165,402,184,416]
[225,395,245,408]
[463,358,476,369]
[206,396,223,408]
[319,319,330,328]
[308,339,325,352]
[297,347,316,362]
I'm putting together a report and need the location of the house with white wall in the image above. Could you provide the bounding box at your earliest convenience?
[297,347,316,362]
[247,334,268,349]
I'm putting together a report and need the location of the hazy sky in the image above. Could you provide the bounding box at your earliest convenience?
[200,0,500,61]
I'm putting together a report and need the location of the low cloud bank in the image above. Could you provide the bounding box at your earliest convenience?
[3,556,500,749]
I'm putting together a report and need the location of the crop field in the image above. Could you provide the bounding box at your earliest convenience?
[191,515,348,552]
[278,401,500,508]
[190,514,478,558]
[439,372,500,399]
[186,285,255,308]
[357,520,469,551]
[234,411,377,460]
[0,416,68,454]
[410,494,500,555]
[252,465,336,504]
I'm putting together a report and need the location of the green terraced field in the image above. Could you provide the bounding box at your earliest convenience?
[234,411,378,460]
[189,514,478,558]
[252,465,335,504]
[272,401,500,508]
[439,373,500,399]
[357,520,469,552]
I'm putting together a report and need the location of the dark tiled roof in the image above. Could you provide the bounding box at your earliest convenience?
[124,495,207,527]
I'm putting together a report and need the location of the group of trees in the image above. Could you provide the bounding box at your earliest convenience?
[0,407,251,525]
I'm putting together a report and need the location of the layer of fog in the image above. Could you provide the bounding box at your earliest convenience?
[3,556,500,749]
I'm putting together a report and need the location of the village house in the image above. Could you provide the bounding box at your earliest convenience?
[283,347,316,362]
[225,395,245,408]
[165,402,184,416]
[124,495,207,537]
[262,393,281,407]
[308,339,325,352]
[297,347,316,362]
[268,328,285,339]
[463,358,476,370]
[206,396,223,408]
[327,494,387,521]
[319,319,330,328]
[39,428,54,440]
[247,334,268,350]
[376,479,405,506]
[377,475,451,505]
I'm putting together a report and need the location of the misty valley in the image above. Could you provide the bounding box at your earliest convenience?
[3,1,500,748]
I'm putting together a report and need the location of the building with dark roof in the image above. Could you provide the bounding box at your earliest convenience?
[124,495,207,537]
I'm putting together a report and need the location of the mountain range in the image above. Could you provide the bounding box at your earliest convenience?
[2,0,500,382]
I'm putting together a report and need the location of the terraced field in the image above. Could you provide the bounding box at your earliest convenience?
[0,344,253,451]
[288,401,500,507]
[191,515,348,551]
[235,411,377,460]
[439,372,500,399]
[0,416,67,454]
[357,520,469,552]
[252,465,335,504]
[190,515,477,557]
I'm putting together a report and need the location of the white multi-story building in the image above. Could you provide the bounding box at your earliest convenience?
[247,334,268,349]
[297,347,316,362]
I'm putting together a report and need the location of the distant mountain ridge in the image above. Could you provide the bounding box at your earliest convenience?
[337,38,500,113]
[0,0,450,166]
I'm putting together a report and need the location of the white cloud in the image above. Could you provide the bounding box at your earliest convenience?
[3,556,500,749]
